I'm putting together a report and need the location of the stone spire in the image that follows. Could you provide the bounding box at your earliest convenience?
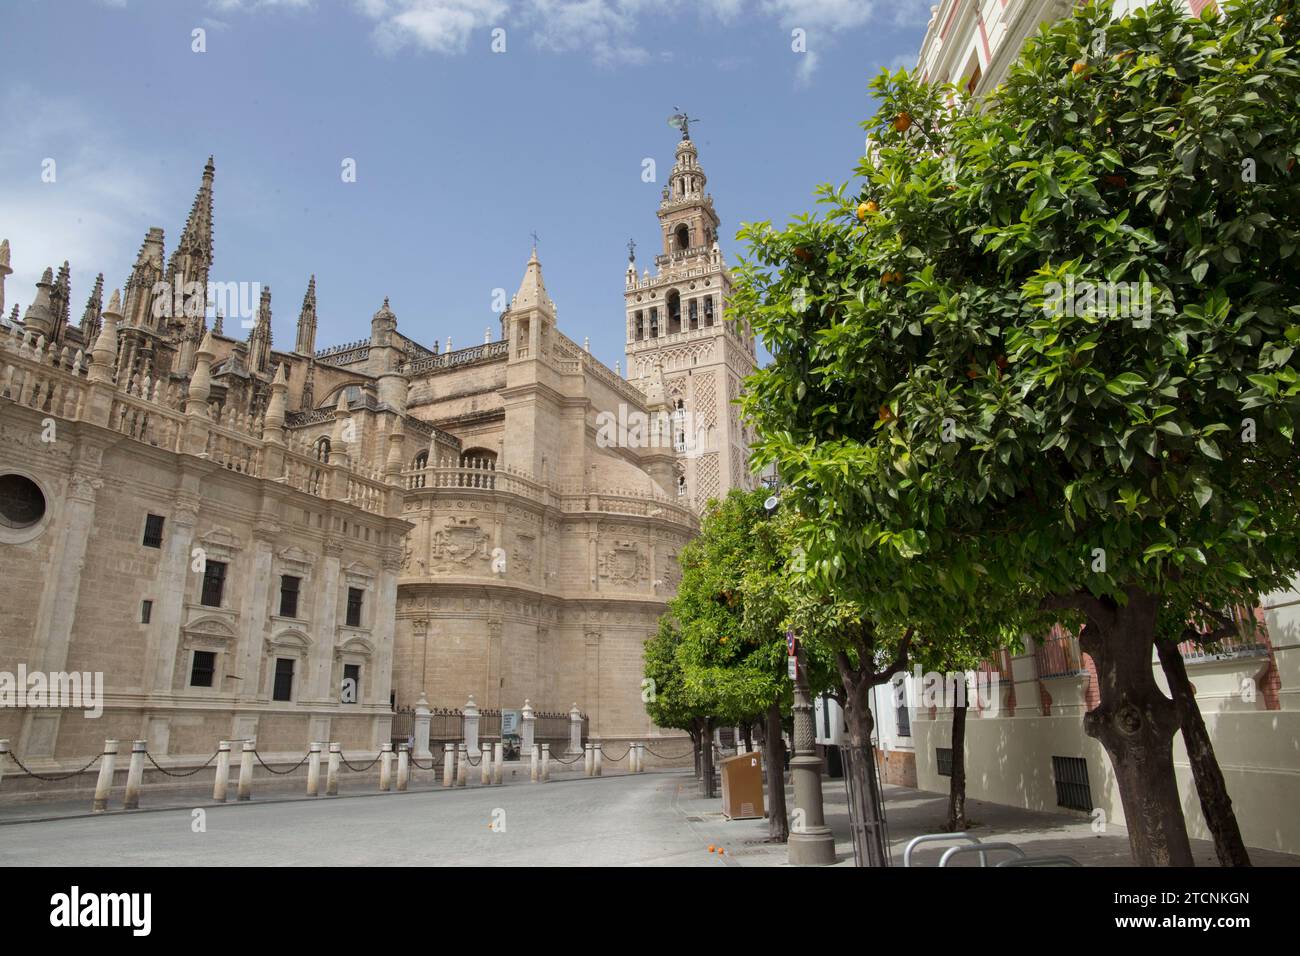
[294,275,317,355]
[22,267,56,338]
[89,290,122,385]
[510,246,555,320]
[80,272,105,342]
[370,296,397,346]
[0,239,11,317]
[167,157,214,296]
[50,260,72,343]
[122,227,166,328]
[248,285,272,374]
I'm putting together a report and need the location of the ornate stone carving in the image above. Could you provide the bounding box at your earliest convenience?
[430,516,491,571]
[598,540,648,586]
[512,533,536,574]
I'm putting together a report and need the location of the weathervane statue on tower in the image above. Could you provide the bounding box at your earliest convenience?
[667,108,697,140]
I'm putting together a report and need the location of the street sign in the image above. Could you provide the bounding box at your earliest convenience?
[501,710,520,735]
[786,632,797,657]
[787,657,798,680]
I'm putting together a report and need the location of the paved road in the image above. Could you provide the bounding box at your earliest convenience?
[4,769,1296,867]
[0,771,727,867]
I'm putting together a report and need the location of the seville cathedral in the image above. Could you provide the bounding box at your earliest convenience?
[0,129,756,767]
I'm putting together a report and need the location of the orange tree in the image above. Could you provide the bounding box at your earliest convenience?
[733,0,1300,865]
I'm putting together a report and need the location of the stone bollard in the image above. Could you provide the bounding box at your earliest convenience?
[493,742,503,785]
[594,742,603,777]
[541,743,551,782]
[584,742,594,777]
[442,743,455,788]
[0,738,8,791]
[237,739,255,802]
[627,742,637,775]
[521,698,535,756]
[638,743,647,773]
[463,695,480,753]
[213,740,232,802]
[456,743,468,787]
[326,742,341,796]
[397,744,410,792]
[92,740,119,812]
[124,740,146,810]
[480,743,491,785]
[306,742,322,797]
[379,742,393,792]
[569,702,583,755]
[531,745,539,782]
[413,692,432,761]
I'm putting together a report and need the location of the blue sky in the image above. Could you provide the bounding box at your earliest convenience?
[0,0,930,370]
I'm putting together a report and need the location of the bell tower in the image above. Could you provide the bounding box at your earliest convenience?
[624,121,757,510]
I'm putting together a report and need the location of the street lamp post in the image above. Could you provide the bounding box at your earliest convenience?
[787,635,836,866]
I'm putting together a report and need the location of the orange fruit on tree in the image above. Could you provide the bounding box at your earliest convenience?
[894,112,912,132]
[1072,61,1089,76]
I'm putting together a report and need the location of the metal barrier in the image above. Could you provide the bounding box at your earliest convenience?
[939,842,1026,867]
[903,832,986,868]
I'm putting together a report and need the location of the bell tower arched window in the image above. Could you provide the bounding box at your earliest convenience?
[667,290,682,334]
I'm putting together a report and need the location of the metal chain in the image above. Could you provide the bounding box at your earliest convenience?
[598,745,632,761]
[641,745,693,759]
[464,752,483,767]
[408,753,439,771]
[4,750,103,782]
[549,751,585,764]
[338,752,382,772]
[145,749,219,777]
[254,750,311,775]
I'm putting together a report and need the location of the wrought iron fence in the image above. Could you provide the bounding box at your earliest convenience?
[389,706,464,747]
[1034,625,1088,679]
[1178,605,1270,663]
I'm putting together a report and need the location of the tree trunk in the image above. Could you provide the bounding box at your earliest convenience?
[701,718,716,798]
[1078,590,1194,866]
[1156,637,1252,867]
[690,723,702,780]
[764,701,789,842]
[946,699,968,832]
[742,721,755,755]
[839,670,889,866]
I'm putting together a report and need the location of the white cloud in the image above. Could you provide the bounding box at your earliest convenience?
[0,85,166,321]
[355,0,508,55]
[523,0,657,66]
[209,0,315,11]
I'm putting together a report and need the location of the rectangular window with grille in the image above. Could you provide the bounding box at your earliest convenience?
[896,703,911,737]
[346,587,364,628]
[1052,756,1093,812]
[141,599,153,624]
[342,663,360,704]
[142,513,165,548]
[937,747,953,776]
[200,560,227,607]
[190,650,216,688]
[273,658,294,702]
[279,575,300,618]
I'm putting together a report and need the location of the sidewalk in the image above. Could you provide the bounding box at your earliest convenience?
[667,776,1300,867]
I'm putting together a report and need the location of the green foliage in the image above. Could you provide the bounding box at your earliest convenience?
[643,489,837,729]
[733,0,1300,630]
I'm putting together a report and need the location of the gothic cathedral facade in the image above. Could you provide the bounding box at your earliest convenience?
[0,130,754,776]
